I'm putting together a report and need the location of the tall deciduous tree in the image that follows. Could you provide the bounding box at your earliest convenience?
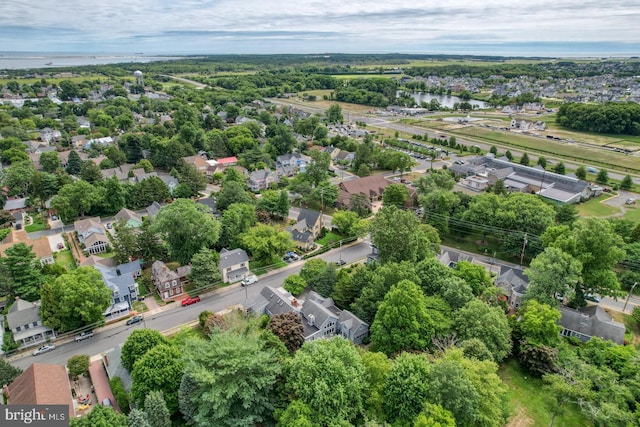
[131,344,184,414]
[240,223,292,264]
[524,247,582,306]
[151,199,221,264]
[383,352,431,423]
[454,299,511,362]
[331,210,365,237]
[39,151,61,173]
[542,218,626,302]
[70,405,128,427]
[189,248,221,289]
[382,183,410,208]
[121,329,169,372]
[40,267,112,332]
[286,337,366,425]
[219,203,256,248]
[370,280,434,356]
[2,243,44,301]
[216,181,254,211]
[370,206,440,263]
[0,358,22,388]
[180,331,281,427]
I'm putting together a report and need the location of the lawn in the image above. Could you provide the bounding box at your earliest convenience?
[316,232,344,246]
[623,205,640,222]
[576,195,620,217]
[499,359,591,427]
[54,249,76,270]
[96,252,116,259]
[249,259,287,275]
[24,216,45,232]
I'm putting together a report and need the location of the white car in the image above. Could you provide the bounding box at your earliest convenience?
[241,274,258,286]
[33,344,56,356]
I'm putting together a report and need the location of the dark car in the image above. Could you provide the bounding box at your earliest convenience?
[126,315,144,325]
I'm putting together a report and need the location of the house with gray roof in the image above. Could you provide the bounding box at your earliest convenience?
[251,287,369,345]
[152,260,188,301]
[559,305,625,344]
[115,208,143,228]
[437,249,500,276]
[287,208,323,250]
[93,262,140,320]
[248,168,278,192]
[145,201,162,218]
[495,267,530,309]
[6,298,55,347]
[74,217,109,254]
[218,248,250,283]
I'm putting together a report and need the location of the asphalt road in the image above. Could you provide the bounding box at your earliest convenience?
[12,240,372,370]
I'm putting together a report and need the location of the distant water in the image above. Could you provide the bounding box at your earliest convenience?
[0,52,185,70]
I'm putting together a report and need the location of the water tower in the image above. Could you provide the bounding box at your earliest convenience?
[134,70,144,86]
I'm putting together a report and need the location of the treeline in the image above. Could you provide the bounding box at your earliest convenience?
[334,77,398,107]
[557,102,640,135]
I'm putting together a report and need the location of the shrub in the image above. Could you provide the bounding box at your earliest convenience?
[632,306,640,324]
[109,376,130,414]
[67,355,90,378]
[199,310,214,328]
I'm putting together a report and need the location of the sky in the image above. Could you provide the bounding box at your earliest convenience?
[1,0,639,56]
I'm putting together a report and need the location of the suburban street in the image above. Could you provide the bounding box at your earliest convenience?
[11,240,372,370]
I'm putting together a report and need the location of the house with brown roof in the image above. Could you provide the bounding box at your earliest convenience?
[0,229,54,265]
[5,364,75,418]
[336,174,393,210]
[114,208,143,228]
[152,260,190,300]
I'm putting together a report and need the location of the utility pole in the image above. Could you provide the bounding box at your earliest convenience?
[623,282,638,313]
[520,233,528,266]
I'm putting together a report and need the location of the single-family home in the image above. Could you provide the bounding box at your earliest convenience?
[287,209,323,250]
[5,298,56,347]
[114,208,143,228]
[248,168,278,192]
[39,127,62,144]
[74,217,109,254]
[252,287,369,344]
[145,201,162,219]
[5,364,75,419]
[218,248,250,283]
[92,261,141,320]
[152,260,190,301]
[3,197,27,213]
[495,267,530,309]
[217,156,238,168]
[0,229,54,265]
[336,174,393,210]
[195,197,218,216]
[559,305,625,344]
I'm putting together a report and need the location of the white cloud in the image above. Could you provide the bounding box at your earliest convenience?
[0,0,638,54]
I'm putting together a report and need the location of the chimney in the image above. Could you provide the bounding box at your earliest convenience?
[291,298,298,307]
[102,353,109,367]
[308,314,315,326]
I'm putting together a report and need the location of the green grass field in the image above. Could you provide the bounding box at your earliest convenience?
[54,249,76,271]
[316,232,344,246]
[576,195,620,217]
[499,359,591,427]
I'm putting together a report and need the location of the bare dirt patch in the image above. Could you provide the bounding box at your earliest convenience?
[505,408,534,427]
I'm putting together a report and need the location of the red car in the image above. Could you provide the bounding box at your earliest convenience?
[181,296,201,306]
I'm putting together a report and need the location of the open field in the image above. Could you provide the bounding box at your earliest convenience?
[576,195,620,217]
[0,75,110,85]
[499,359,591,427]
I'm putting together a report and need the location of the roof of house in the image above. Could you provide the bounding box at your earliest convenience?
[115,208,143,225]
[6,298,42,329]
[0,229,53,260]
[176,265,192,279]
[338,309,368,331]
[217,156,238,164]
[6,364,74,417]
[196,197,217,213]
[260,285,298,316]
[84,232,109,248]
[297,208,322,229]
[219,248,249,269]
[338,174,392,198]
[559,305,625,344]
[496,267,530,294]
[152,260,179,283]
[117,260,142,276]
[182,155,209,169]
[146,201,162,218]
[249,168,274,181]
[74,217,105,237]
[4,198,27,211]
[291,229,313,243]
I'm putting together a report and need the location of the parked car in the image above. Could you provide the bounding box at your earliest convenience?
[335,259,346,266]
[585,294,601,303]
[106,223,113,229]
[57,242,64,250]
[625,198,636,205]
[75,330,94,342]
[126,315,144,325]
[33,344,56,356]
[181,296,201,306]
[241,274,259,286]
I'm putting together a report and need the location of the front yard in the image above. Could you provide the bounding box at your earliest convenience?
[577,194,620,217]
[54,249,76,271]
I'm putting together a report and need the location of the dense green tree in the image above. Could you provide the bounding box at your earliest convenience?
[286,337,366,425]
[425,357,479,426]
[66,150,83,175]
[128,176,170,209]
[144,391,171,427]
[176,160,207,197]
[326,104,344,123]
[0,210,14,228]
[131,344,184,414]
[1,160,36,196]
[555,202,579,225]
[181,331,281,427]
[136,222,167,262]
[524,247,582,306]
[595,169,609,185]
[537,156,547,169]
[121,329,169,372]
[40,267,112,332]
[278,400,314,427]
[361,351,392,420]
[413,403,456,427]
[454,299,511,362]
[370,206,440,263]
[620,175,633,190]
[70,405,128,427]
[283,274,307,295]
[299,258,337,297]
[101,176,126,213]
[518,300,561,347]
[127,409,151,427]
[303,150,331,187]
[240,223,292,264]
[331,269,358,308]
[219,203,256,248]
[370,280,434,356]
[382,183,410,207]
[383,352,432,423]
[267,124,296,155]
[575,165,587,180]
[216,181,255,211]
[0,358,22,388]
[2,243,44,301]
[39,151,61,173]
[151,199,221,264]
[452,260,492,296]
[519,152,530,166]
[189,248,221,289]
[111,220,140,264]
[266,312,304,354]
[331,210,365,237]
[52,180,98,221]
[67,354,90,378]
[79,160,103,184]
[542,218,626,301]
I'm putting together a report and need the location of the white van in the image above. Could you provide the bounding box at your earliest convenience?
[241,274,258,286]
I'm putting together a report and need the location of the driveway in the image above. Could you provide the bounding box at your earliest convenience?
[602,190,637,207]
[47,234,66,253]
